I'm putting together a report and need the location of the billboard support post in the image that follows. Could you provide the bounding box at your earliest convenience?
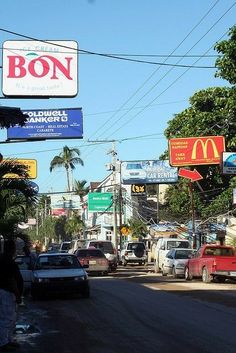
[156,184,160,224]
[189,182,196,249]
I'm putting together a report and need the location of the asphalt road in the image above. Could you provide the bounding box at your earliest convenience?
[16,265,236,353]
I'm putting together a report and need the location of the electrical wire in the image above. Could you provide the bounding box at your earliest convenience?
[0,29,216,69]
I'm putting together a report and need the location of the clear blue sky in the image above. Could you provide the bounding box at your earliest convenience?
[0,0,235,193]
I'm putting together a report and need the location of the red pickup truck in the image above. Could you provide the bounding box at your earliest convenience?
[184,244,236,283]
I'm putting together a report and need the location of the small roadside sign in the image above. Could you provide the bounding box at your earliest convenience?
[2,159,37,179]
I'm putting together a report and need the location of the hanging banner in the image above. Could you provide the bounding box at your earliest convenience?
[7,108,83,140]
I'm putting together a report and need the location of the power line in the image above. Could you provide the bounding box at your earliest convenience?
[82,0,223,147]
[103,5,235,139]
[0,29,216,69]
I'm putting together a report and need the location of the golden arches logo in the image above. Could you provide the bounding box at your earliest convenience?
[191,138,219,160]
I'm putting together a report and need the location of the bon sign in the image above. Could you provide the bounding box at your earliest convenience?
[2,40,78,97]
[169,136,225,166]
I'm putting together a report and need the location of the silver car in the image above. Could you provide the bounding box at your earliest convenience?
[162,248,195,278]
[31,253,90,299]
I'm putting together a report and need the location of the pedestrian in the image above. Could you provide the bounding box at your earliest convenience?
[0,239,23,352]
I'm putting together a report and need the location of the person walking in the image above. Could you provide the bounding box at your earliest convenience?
[0,239,23,352]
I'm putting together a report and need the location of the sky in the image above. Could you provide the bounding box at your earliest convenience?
[0,0,235,194]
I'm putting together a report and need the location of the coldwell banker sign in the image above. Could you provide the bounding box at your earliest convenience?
[7,108,83,140]
[169,136,225,166]
[2,40,78,97]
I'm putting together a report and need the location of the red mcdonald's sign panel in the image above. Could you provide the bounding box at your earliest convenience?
[169,136,225,166]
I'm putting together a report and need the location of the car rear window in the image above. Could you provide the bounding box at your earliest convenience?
[35,255,81,269]
[127,243,145,251]
[167,241,190,250]
[77,249,105,258]
[204,247,235,256]
[89,242,114,253]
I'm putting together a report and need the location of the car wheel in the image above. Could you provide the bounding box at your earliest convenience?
[154,260,159,273]
[202,267,213,283]
[134,247,144,258]
[122,258,127,266]
[184,266,192,281]
[172,266,177,278]
[162,266,167,276]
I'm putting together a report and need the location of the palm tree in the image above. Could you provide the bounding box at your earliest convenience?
[50,146,84,191]
[0,158,38,238]
[74,179,89,202]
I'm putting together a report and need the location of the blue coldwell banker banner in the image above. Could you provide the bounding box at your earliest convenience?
[7,108,83,140]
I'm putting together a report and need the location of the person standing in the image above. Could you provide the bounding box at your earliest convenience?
[0,239,23,352]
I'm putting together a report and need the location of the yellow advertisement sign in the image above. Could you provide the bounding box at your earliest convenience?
[3,159,37,179]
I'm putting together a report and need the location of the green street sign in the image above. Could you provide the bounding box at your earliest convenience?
[88,192,113,212]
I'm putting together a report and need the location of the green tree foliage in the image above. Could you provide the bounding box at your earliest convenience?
[50,146,84,191]
[74,179,89,201]
[64,215,84,238]
[215,25,236,85]
[127,217,147,239]
[0,158,38,238]
[162,27,236,222]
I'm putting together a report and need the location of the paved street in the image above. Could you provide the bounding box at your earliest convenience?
[15,265,236,353]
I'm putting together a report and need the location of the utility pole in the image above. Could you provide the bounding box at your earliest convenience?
[88,139,119,252]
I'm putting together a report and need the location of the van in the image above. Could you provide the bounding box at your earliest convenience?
[153,238,191,273]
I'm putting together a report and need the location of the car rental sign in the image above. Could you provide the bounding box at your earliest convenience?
[2,40,78,97]
[169,136,225,166]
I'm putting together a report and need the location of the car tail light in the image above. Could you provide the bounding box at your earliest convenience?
[125,251,128,256]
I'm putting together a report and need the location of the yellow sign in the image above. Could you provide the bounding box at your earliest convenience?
[2,159,37,179]
[131,184,146,195]
[121,226,131,235]
[191,138,220,160]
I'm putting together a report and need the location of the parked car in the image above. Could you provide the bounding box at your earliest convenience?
[15,254,37,292]
[84,240,117,272]
[184,244,236,283]
[162,248,195,278]
[75,248,109,276]
[31,253,90,299]
[153,237,191,273]
[120,241,147,266]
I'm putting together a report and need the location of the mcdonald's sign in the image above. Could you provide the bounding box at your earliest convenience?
[169,136,225,166]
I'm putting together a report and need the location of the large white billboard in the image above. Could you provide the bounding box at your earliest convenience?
[2,40,78,97]
[121,160,178,185]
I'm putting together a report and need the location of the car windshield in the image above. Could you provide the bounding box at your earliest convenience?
[167,241,190,250]
[77,249,105,258]
[204,247,235,256]
[89,242,114,253]
[35,255,81,270]
[127,163,142,170]
[175,250,193,259]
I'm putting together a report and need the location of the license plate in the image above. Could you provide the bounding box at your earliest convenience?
[230,272,236,276]
[89,260,96,265]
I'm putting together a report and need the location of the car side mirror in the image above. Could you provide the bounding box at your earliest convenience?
[160,245,165,250]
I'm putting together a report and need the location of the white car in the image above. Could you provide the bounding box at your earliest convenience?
[122,163,146,181]
[31,253,90,299]
[162,248,195,278]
